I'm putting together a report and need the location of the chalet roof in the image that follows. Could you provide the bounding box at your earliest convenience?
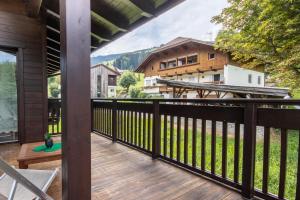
[41,0,185,75]
[91,64,121,76]
[156,79,289,97]
[135,37,215,72]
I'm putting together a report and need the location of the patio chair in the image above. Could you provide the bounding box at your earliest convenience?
[0,158,58,200]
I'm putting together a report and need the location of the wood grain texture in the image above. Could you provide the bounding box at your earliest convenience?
[0,2,47,143]
[0,134,243,200]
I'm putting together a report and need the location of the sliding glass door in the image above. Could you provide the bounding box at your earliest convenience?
[0,50,18,143]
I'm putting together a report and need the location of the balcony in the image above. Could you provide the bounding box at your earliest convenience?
[44,98,300,200]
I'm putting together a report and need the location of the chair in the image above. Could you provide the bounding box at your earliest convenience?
[0,158,58,200]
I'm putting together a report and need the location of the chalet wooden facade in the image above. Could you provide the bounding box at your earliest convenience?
[90,64,120,98]
[135,37,266,98]
[0,1,300,200]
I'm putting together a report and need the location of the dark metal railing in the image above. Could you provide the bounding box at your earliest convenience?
[48,98,62,135]
[92,98,300,200]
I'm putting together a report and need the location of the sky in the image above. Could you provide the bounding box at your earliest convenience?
[92,0,228,57]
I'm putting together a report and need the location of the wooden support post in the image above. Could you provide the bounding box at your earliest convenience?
[112,99,117,142]
[152,100,161,159]
[241,103,257,199]
[60,0,91,199]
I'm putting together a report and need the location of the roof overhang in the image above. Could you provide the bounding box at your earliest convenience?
[40,0,185,76]
[157,79,289,98]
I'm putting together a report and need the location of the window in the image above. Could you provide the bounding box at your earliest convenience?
[110,89,114,93]
[248,74,252,83]
[208,53,215,60]
[178,57,186,66]
[108,75,117,86]
[167,60,177,68]
[187,55,198,64]
[0,49,18,143]
[160,62,166,69]
[145,80,151,86]
[97,75,101,97]
[188,76,195,82]
[213,74,220,82]
[258,76,261,85]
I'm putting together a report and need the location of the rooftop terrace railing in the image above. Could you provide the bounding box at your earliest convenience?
[91,98,300,200]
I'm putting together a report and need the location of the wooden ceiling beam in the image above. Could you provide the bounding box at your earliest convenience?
[128,0,155,17]
[47,57,60,65]
[25,0,43,17]
[47,39,60,51]
[47,62,60,69]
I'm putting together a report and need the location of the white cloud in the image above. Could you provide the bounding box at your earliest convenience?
[92,0,228,56]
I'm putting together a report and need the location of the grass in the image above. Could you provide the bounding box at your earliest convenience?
[58,110,300,200]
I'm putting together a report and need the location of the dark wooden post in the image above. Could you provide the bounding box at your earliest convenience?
[60,0,91,199]
[242,102,257,199]
[112,99,117,142]
[152,100,161,159]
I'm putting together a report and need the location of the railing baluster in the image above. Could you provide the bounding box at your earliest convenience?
[138,112,142,147]
[177,116,181,162]
[262,127,270,193]
[222,121,228,178]
[147,113,151,151]
[278,128,287,199]
[170,115,174,159]
[192,118,197,167]
[112,100,117,141]
[164,115,167,157]
[211,120,216,174]
[184,117,188,165]
[126,111,129,143]
[234,123,240,183]
[131,111,134,144]
[135,111,138,145]
[143,112,146,149]
[201,119,206,170]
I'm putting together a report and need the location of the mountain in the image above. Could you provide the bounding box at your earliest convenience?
[91,47,155,71]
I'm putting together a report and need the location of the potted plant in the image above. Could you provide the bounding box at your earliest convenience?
[44,133,54,148]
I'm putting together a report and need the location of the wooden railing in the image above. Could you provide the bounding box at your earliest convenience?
[48,98,62,135]
[92,98,300,200]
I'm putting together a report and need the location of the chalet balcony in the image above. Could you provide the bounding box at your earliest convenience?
[44,98,300,200]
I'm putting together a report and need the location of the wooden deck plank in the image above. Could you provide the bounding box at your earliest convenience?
[0,134,242,200]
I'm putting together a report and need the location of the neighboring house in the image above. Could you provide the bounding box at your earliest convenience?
[135,37,265,98]
[91,64,120,98]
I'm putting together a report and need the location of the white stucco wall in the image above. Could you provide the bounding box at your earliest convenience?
[224,65,265,87]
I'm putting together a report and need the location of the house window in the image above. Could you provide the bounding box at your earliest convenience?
[108,75,117,86]
[160,62,166,69]
[248,74,252,83]
[110,89,114,93]
[167,60,177,68]
[208,53,215,60]
[187,55,198,64]
[213,74,220,82]
[97,75,101,97]
[178,57,186,66]
[145,80,151,86]
[258,76,261,85]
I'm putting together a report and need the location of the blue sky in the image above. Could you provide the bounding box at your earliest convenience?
[92,0,228,56]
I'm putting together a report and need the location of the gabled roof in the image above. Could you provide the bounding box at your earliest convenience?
[91,64,121,76]
[135,37,215,72]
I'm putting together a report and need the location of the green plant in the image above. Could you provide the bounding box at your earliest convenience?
[119,71,137,91]
[44,132,52,140]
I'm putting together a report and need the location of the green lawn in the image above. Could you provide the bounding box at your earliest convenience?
[56,110,300,200]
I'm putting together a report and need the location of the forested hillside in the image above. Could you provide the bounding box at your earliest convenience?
[91,47,155,70]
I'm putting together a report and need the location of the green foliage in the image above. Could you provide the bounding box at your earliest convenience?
[48,76,61,98]
[118,71,137,91]
[212,0,300,91]
[0,61,17,97]
[113,48,154,70]
[128,86,148,98]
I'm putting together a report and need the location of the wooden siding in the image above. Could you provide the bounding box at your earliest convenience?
[142,44,229,77]
[91,65,119,98]
[0,1,47,143]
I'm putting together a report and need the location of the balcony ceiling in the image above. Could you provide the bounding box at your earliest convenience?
[41,0,185,75]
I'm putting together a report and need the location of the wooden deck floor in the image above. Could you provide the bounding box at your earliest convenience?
[0,134,243,200]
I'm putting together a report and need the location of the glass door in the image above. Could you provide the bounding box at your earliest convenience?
[0,49,18,143]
